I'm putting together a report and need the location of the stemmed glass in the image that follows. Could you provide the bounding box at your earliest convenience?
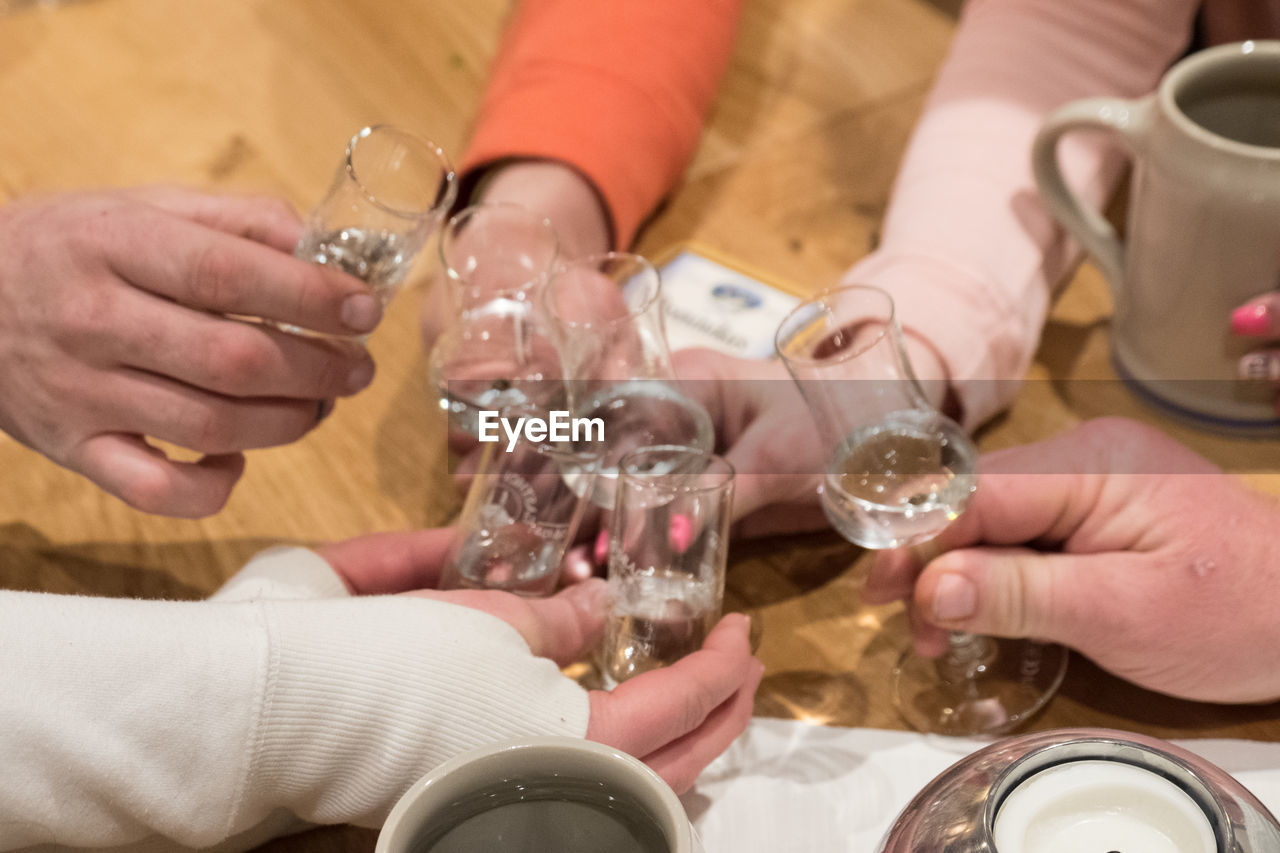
[542,252,714,508]
[775,284,1067,736]
[426,203,564,437]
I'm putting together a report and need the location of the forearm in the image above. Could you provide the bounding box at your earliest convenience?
[1,563,587,850]
[847,0,1199,426]
[461,0,744,248]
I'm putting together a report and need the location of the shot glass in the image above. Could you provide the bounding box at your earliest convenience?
[600,446,735,688]
[427,203,564,437]
[439,405,600,597]
[542,253,714,508]
[295,125,456,308]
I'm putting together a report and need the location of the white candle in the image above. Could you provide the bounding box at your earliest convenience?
[993,760,1217,853]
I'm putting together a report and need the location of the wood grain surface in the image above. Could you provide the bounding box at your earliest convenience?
[2,2,1278,850]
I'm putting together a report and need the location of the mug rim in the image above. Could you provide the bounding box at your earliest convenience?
[1160,40,1280,161]
[376,736,690,853]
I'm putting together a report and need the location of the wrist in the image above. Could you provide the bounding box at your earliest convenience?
[469,160,612,258]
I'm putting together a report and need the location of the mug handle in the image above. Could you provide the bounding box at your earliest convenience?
[1030,96,1151,287]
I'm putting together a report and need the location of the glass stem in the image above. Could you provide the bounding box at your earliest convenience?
[937,631,996,682]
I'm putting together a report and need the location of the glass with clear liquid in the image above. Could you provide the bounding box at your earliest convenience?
[601,447,733,689]
[776,284,1067,736]
[602,569,719,688]
[821,409,976,549]
[292,126,454,330]
[430,204,563,436]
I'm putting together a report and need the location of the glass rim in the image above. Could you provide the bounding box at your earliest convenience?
[774,283,898,368]
[544,251,662,331]
[438,201,560,293]
[617,445,735,493]
[345,124,457,220]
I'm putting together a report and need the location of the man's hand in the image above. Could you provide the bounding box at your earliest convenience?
[866,417,1280,704]
[0,187,383,517]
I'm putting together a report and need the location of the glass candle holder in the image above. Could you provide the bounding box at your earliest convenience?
[877,728,1280,853]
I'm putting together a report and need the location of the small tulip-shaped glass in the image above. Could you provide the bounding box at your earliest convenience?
[427,203,564,438]
[775,284,1067,736]
[542,252,714,508]
[296,125,455,308]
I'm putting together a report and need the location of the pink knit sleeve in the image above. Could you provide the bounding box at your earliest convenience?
[844,0,1200,427]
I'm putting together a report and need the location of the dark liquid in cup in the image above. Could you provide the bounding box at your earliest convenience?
[412,776,671,853]
[1178,78,1280,148]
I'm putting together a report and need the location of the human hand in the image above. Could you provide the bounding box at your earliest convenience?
[0,186,383,517]
[320,529,762,790]
[1231,293,1280,399]
[866,417,1280,704]
[674,348,827,536]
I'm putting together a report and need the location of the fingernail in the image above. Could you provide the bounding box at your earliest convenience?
[345,358,376,393]
[932,573,977,622]
[593,530,610,566]
[341,292,382,333]
[1239,352,1280,382]
[1231,302,1273,336]
[669,513,693,552]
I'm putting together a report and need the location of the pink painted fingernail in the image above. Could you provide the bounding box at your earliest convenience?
[1239,352,1280,382]
[669,513,693,552]
[1231,302,1273,336]
[593,530,610,566]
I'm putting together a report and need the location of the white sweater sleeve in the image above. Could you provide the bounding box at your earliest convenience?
[0,549,589,851]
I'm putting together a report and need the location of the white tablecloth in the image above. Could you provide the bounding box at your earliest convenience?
[684,718,1280,852]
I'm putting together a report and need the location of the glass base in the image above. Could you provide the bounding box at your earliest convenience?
[892,635,1068,737]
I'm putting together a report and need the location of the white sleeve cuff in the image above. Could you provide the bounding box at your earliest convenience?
[210,546,350,602]
[234,596,591,830]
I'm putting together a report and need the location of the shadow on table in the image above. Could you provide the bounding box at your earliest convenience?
[1054,654,1280,738]
[0,522,284,599]
[253,825,377,853]
[755,669,870,729]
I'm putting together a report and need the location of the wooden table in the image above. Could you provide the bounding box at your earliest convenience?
[2,1,1279,850]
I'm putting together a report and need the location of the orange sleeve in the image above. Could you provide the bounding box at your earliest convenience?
[461,0,743,248]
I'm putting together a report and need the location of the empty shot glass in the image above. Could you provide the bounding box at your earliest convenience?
[295,125,456,308]
[439,405,601,597]
[601,446,735,688]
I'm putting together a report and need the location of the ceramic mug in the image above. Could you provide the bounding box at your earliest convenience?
[376,737,702,853]
[1033,40,1280,432]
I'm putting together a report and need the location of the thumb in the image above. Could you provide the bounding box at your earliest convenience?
[431,578,608,667]
[521,578,609,665]
[915,547,1118,647]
